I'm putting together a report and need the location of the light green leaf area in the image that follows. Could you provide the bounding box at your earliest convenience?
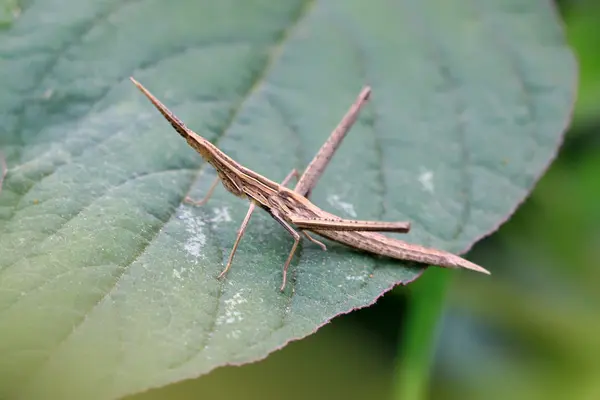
[565,3,600,124]
[0,1,575,399]
[0,0,20,27]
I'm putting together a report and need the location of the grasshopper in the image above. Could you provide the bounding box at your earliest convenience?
[131,77,489,290]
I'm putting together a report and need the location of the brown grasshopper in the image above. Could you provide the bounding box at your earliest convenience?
[130,77,490,290]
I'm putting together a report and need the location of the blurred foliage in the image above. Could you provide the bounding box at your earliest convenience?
[429,1,600,399]
[0,0,20,27]
[563,0,600,126]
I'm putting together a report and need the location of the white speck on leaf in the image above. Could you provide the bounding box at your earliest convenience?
[346,273,368,282]
[210,206,232,224]
[41,88,53,100]
[180,208,206,260]
[172,267,187,280]
[217,291,248,325]
[418,170,435,193]
[327,194,357,217]
[228,330,241,339]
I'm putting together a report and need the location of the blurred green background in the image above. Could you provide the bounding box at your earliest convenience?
[123,1,599,399]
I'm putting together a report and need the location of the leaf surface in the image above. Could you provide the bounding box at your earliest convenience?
[0,0,575,398]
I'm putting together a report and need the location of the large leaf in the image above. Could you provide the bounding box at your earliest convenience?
[0,0,575,399]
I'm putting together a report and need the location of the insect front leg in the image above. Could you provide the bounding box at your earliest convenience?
[184,176,220,206]
[216,169,303,282]
[217,202,256,279]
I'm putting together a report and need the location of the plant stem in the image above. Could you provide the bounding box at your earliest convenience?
[393,269,452,400]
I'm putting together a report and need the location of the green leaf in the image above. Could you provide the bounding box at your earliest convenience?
[0,0,576,399]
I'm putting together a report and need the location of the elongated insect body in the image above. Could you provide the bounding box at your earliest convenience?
[131,77,490,290]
